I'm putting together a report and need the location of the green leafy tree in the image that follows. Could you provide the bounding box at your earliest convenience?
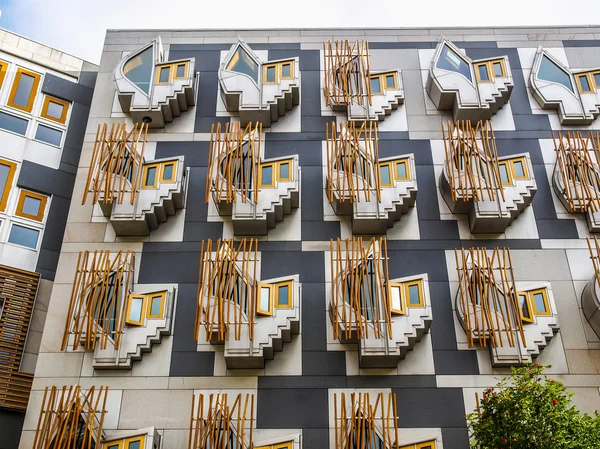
[467,363,600,449]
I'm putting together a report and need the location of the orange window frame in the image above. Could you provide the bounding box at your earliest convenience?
[405,280,424,308]
[15,190,48,222]
[125,294,147,326]
[274,280,293,309]
[146,291,166,319]
[160,161,177,183]
[41,96,70,124]
[174,62,189,79]
[8,67,41,113]
[263,64,278,85]
[155,65,172,85]
[576,73,594,93]
[394,158,410,181]
[257,283,273,316]
[388,282,406,315]
[0,60,8,90]
[0,158,17,212]
[279,61,294,80]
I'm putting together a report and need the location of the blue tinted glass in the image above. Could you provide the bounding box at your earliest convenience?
[13,73,35,108]
[499,164,510,184]
[277,284,289,306]
[128,441,141,449]
[533,292,547,313]
[46,101,64,119]
[261,165,273,185]
[385,74,395,88]
[129,297,143,322]
[35,125,62,146]
[123,46,154,95]
[538,55,573,92]
[159,66,170,83]
[22,196,41,216]
[8,225,39,249]
[436,44,472,82]
[163,164,173,180]
[266,66,276,82]
[379,164,391,184]
[279,162,289,180]
[513,160,525,177]
[0,112,28,135]
[145,167,157,186]
[176,64,186,78]
[0,164,11,196]
[150,295,162,316]
[282,63,291,77]
[478,64,489,81]
[579,75,591,92]
[396,162,407,179]
[408,284,420,305]
[227,47,259,83]
[370,76,381,93]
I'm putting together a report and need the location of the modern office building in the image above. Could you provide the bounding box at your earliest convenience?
[0,28,97,449]
[6,25,600,449]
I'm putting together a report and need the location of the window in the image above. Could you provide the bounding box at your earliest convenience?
[257,280,293,315]
[385,73,397,89]
[405,280,424,307]
[436,44,472,82]
[476,60,506,83]
[175,63,187,79]
[370,76,382,95]
[277,160,293,182]
[8,68,41,113]
[125,291,167,325]
[226,47,259,83]
[35,124,63,147]
[476,63,490,82]
[530,288,551,316]
[143,160,178,187]
[538,55,573,92]
[394,159,410,181]
[399,441,436,449]
[379,162,393,186]
[147,292,166,318]
[15,190,48,222]
[103,435,146,449]
[259,163,275,188]
[157,65,171,84]
[593,71,600,90]
[257,283,273,316]
[123,46,154,95]
[0,158,17,212]
[388,282,405,315]
[275,280,293,308]
[511,157,527,179]
[142,163,159,188]
[264,64,278,84]
[518,292,534,323]
[40,96,70,124]
[498,161,511,186]
[126,294,146,326]
[493,61,505,77]
[576,74,593,93]
[254,442,292,449]
[161,162,176,182]
[498,157,528,186]
[0,111,28,135]
[8,224,39,249]
[280,62,293,79]
[0,60,7,89]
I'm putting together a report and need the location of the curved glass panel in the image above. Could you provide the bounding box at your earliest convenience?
[436,44,472,82]
[538,55,573,92]
[226,47,259,84]
[123,46,154,95]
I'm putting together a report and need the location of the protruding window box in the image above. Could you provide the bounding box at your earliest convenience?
[114,37,198,128]
[219,39,299,127]
[440,121,537,234]
[427,39,513,121]
[101,428,161,449]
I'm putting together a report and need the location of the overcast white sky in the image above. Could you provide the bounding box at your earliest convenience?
[0,0,599,63]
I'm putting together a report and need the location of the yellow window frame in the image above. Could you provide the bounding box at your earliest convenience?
[0,60,8,90]
[146,291,166,319]
[393,159,410,181]
[0,158,17,212]
[40,96,70,124]
[518,291,534,324]
[388,282,406,315]
[15,190,48,222]
[475,62,491,83]
[490,59,507,78]
[576,73,594,93]
[155,65,173,85]
[274,280,293,309]
[379,162,394,187]
[273,443,293,449]
[257,283,273,316]
[276,160,293,182]
[174,62,189,79]
[259,163,276,188]
[102,440,124,449]
[498,160,513,186]
[8,67,41,113]
[160,161,177,183]
[264,64,279,85]
[592,71,600,90]
[279,61,294,80]
[370,74,383,95]
[383,72,398,90]
[124,435,146,449]
[509,157,528,180]
[405,280,424,308]
[416,442,436,449]
[142,163,160,188]
[125,294,147,326]
[529,288,551,316]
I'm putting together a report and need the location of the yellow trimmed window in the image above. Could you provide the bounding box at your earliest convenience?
[161,161,177,182]
[398,441,436,449]
[156,65,172,85]
[255,442,293,449]
[41,96,70,124]
[8,67,41,113]
[174,62,188,79]
[15,190,48,222]
[155,61,189,85]
[0,60,8,90]
[125,291,167,326]
[0,158,17,212]
[259,159,294,186]
[379,158,410,186]
[257,283,273,316]
[394,158,410,181]
[475,59,506,83]
[264,64,278,84]
[517,288,552,323]
[518,291,534,323]
[576,73,594,93]
[142,160,178,188]
[405,280,424,307]
[257,280,293,315]
[388,282,405,315]
[379,162,393,187]
[388,278,424,315]
[593,71,600,90]
[498,157,528,186]
[277,159,293,182]
[274,280,293,308]
[370,72,398,95]
[280,61,293,80]
[103,435,146,449]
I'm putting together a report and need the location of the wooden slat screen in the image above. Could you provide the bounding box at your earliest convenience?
[455,247,526,349]
[61,250,135,351]
[442,120,504,203]
[323,40,372,108]
[196,239,258,343]
[0,264,39,411]
[326,121,381,204]
[83,122,148,206]
[553,131,600,213]
[334,392,398,449]
[329,238,392,341]
[33,385,108,449]
[206,122,262,205]
[189,393,254,449]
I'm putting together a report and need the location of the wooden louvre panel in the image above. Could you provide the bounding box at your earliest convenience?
[333,392,398,449]
[189,393,254,449]
[329,237,392,341]
[441,120,505,203]
[61,250,135,351]
[326,121,381,204]
[553,131,600,213]
[196,239,258,343]
[206,121,262,205]
[0,264,39,411]
[83,122,148,206]
[454,247,526,349]
[323,40,372,107]
[32,385,108,449]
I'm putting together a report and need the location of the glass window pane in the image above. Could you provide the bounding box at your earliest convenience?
[260,287,271,312]
[22,195,42,216]
[129,297,144,322]
[163,164,173,180]
[533,292,547,313]
[150,295,162,316]
[145,166,157,186]
[261,165,273,186]
[396,162,407,179]
[46,101,64,119]
[594,73,600,88]
[408,284,421,305]
[277,284,289,306]
[228,48,259,83]
[513,160,525,177]
[391,286,402,311]
[370,76,381,93]
[579,75,591,92]
[499,164,510,184]
[279,162,289,180]
[159,66,170,83]
[478,64,489,81]
[436,45,472,82]
[282,63,291,78]
[35,125,62,146]
[379,164,391,185]
[128,441,141,449]
[385,74,395,88]
[538,55,573,92]
[0,111,28,135]
[493,62,504,77]
[0,164,11,198]
[519,294,531,319]
[13,73,35,108]
[176,64,186,78]
[123,46,154,94]
[8,224,39,249]
[107,444,120,449]
[266,66,276,83]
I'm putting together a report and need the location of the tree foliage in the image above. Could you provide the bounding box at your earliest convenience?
[467,363,600,449]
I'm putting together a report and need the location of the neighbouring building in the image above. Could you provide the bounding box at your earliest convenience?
[7,25,600,449]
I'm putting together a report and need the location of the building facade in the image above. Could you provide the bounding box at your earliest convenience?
[8,25,600,449]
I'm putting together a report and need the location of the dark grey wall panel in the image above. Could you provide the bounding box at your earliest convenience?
[0,409,25,449]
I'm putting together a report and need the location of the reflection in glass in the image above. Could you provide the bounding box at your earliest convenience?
[370,76,381,94]
[129,297,144,322]
[163,164,174,181]
[266,66,276,83]
[493,62,504,77]
[499,164,510,184]
[436,44,472,82]
[176,64,186,78]
[145,166,157,186]
[386,74,395,89]
[261,165,273,186]
[478,64,490,81]
[408,284,420,305]
[226,47,259,83]
[513,160,525,177]
[277,284,289,306]
[260,287,271,312]
[390,286,402,311]
[150,295,162,316]
[396,161,407,179]
[123,46,154,95]
[0,111,28,135]
[0,164,11,198]
[279,162,289,180]
[281,63,291,78]
[538,55,573,92]
[533,292,548,313]
[46,101,65,119]
[578,75,591,92]
[13,73,35,108]
[8,224,39,249]
[35,125,62,146]
[22,196,42,216]
[379,164,391,185]
[159,66,170,83]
